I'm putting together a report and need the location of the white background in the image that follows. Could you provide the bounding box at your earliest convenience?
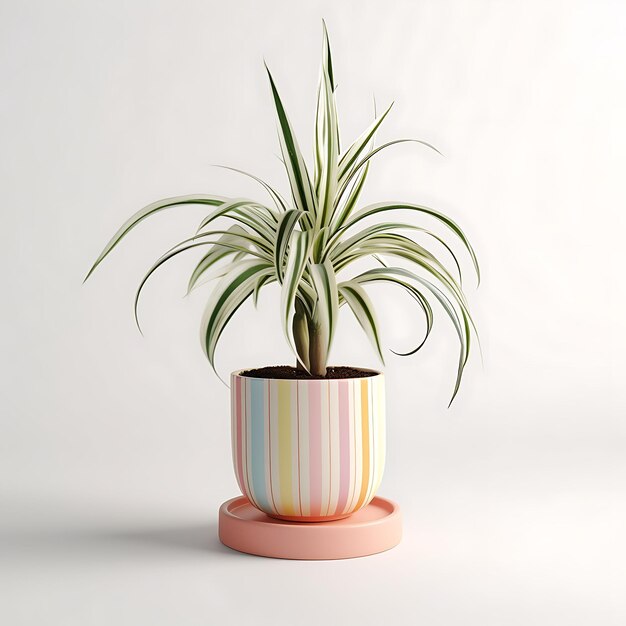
[1,0,625,624]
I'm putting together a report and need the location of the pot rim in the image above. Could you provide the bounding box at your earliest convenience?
[231,366,383,382]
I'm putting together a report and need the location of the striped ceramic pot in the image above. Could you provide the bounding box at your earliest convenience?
[230,369,386,522]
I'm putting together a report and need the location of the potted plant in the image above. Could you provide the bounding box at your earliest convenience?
[85,23,478,525]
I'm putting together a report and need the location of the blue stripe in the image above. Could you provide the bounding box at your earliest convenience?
[249,379,271,512]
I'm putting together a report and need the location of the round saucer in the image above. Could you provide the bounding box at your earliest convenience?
[218,495,401,560]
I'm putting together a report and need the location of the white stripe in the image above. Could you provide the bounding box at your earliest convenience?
[343,380,357,515]
[372,376,385,495]
[290,380,301,515]
[364,379,377,506]
[297,381,311,516]
[328,380,341,516]
[319,382,331,516]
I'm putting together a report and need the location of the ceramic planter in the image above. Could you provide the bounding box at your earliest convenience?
[230,369,386,522]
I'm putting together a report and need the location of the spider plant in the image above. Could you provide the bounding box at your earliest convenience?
[85,22,479,404]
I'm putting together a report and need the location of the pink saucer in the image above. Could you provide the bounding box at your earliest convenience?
[218,496,402,560]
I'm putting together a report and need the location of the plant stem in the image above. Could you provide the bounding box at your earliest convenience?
[308,324,327,377]
[293,299,310,372]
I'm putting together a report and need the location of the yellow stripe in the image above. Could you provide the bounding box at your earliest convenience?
[376,377,385,489]
[355,379,370,511]
[277,380,294,515]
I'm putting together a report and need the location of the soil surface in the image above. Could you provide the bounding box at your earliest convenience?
[239,365,377,380]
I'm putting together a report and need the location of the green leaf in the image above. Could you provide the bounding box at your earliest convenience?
[211,164,287,212]
[310,259,339,357]
[253,273,273,307]
[331,161,369,233]
[201,260,274,375]
[274,209,303,282]
[337,102,393,187]
[293,297,311,370]
[348,269,433,356]
[314,22,339,229]
[337,281,384,364]
[280,230,311,369]
[134,231,268,331]
[327,220,463,284]
[333,230,465,306]
[337,201,480,284]
[265,64,318,219]
[311,226,329,263]
[187,225,250,294]
[196,197,277,245]
[353,266,470,405]
[335,139,442,204]
[85,194,227,281]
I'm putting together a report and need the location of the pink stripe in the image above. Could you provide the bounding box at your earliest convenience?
[336,381,351,514]
[235,376,244,492]
[308,380,322,516]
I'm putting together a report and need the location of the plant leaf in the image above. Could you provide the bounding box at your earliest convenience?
[348,269,433,356]
[265,64,318,220]
[196,197,277,245]
[201,260,274,375]
[311,226,329,263]
[337,201,480,284]
[337,102,393,187]
[331,161,369,234]
[280,230,311,369]
[335,139,442,204]
[274,209,303,282]
[293,297,311,370]
[134,232,267,331]
[337,281,384,364]
[353,266,470,405]
[253,273,273,307]
[211,164,287,212]
[314,22,339,229]
[187,225,250,294]
[85,194,228,281]
[310,259,339,357]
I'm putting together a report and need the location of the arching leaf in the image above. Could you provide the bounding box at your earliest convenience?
[85,194,228,281]
[337,281,384,364]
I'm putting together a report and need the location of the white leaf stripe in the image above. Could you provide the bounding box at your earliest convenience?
[336,138,442,203]
[265,64,317,216]
[336,201,480,284]
[314,34,339,229]
[252,274,273,307]
[274,209,302,282]
[311,260,339,354]
[280,230,311,369]
[187,225,250,294]
[211,164,287,212]
[350,271,433,356]
[354,266,469,404]
[330,161,369,234]
[85,194,228,281]
[196,197,276,241]
[201,260,274,372]
[338,281,384,363]
[337,102,393,186]
[134,237,265,332]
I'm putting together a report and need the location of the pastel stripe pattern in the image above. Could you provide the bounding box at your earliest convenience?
[231,371,386,521]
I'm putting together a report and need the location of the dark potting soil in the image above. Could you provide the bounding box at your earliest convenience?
[240,365,377,380]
